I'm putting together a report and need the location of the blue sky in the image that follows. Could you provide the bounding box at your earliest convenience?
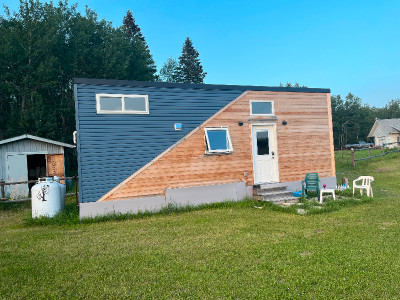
[2,0,399,106]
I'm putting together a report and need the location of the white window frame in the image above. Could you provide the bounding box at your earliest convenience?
[204,127,233,154]
[250,100,274,116]
[96,93,149,114]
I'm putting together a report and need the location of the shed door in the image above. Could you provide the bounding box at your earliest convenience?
[46,154,65,182]
[6,154,29,198]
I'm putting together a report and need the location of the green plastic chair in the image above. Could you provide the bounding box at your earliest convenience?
[302,173,321,200]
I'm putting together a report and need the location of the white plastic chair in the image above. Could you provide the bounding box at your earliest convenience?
[353,176,374,197]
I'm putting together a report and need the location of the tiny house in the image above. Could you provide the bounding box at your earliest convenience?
[0,134,74,198]
[74,78,336,218]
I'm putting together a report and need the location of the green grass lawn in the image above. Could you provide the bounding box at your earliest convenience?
[1,157,400,299]
[335,148,400,166]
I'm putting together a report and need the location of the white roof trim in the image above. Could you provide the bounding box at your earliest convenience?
[0,134,75,148]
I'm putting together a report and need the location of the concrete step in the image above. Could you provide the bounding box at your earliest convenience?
[261,191,294,201]
[257,186,287,194]
[254,183,300,204]
[258,182,288,190]
[254,184,287,196]
[268,197,300,205]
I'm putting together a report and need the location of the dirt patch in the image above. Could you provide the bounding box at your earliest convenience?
[375,167,395,173]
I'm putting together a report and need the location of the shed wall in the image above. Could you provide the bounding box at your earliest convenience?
[74,83,245,203]
[389,133,400,147]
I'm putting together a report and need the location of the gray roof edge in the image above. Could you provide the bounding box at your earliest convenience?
[377,118,400,133]
[390,125,400,132]
[74,78,331,94]
[0,134,75,148]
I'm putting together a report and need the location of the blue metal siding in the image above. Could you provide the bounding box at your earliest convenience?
[75,83,244,203]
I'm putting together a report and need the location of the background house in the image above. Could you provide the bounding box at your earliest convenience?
[368,118,400,148]
[0,134,75,198]
[75,78,336,218]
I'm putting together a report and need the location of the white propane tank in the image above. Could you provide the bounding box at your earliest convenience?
[53,176,66,210]
[31,177,62,218]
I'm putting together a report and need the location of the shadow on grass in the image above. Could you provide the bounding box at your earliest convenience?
[298,196,373,215]
[21,192,374,227]
[0,201,30,211]
[23,198,261,226]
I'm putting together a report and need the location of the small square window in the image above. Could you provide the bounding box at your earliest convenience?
[251,101,274,115]
[174,123,183,130]
[204,127,233,153]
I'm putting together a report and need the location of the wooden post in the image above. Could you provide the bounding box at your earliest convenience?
[74,176,79,206]
[351,148,355,167]
[0,180,5,201]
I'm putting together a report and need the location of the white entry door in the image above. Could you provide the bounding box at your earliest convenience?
[252,125,279,184]
[6,154,29,198]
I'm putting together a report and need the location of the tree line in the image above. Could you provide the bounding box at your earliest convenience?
[1,0,399,152]
[0,0,206,143]
[332,94,400,149]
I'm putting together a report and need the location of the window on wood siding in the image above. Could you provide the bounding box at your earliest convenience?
[204,127,233,154]
[96,94,149,114]
[250,100,274,116]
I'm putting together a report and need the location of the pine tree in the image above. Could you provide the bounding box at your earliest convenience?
[121,10,156,81]
[159,57,178,82]
[280,82,308,88]
[122,10,144,41]
[175,37,206,84]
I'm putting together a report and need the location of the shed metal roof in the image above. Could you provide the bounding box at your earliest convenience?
[378,118,400,133]
[368,118,400,137]
[0,134,75,148]
[74,78,331,94]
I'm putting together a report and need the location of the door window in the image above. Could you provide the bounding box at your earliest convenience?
[257,131,269,155]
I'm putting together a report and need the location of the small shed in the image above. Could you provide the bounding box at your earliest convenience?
[368,118,400,148]
[0,134,75,198]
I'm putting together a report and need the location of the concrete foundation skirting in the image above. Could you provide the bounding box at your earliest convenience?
[79,178,337,219]
[284,176,337,192]
[79,195,166,219]
[165,181,248,206]
[79,181,249,219]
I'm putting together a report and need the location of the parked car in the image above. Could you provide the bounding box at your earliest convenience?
[344,141,374,149]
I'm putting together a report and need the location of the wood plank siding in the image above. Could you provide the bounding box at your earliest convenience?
[46,154,65,180]
[100,90,334,202]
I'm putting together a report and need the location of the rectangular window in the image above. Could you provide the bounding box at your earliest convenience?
[96,94,149,114]
[204,127,233,154]
[99,96,123,111]
[250,101,274,115]
[256,131,269,155]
